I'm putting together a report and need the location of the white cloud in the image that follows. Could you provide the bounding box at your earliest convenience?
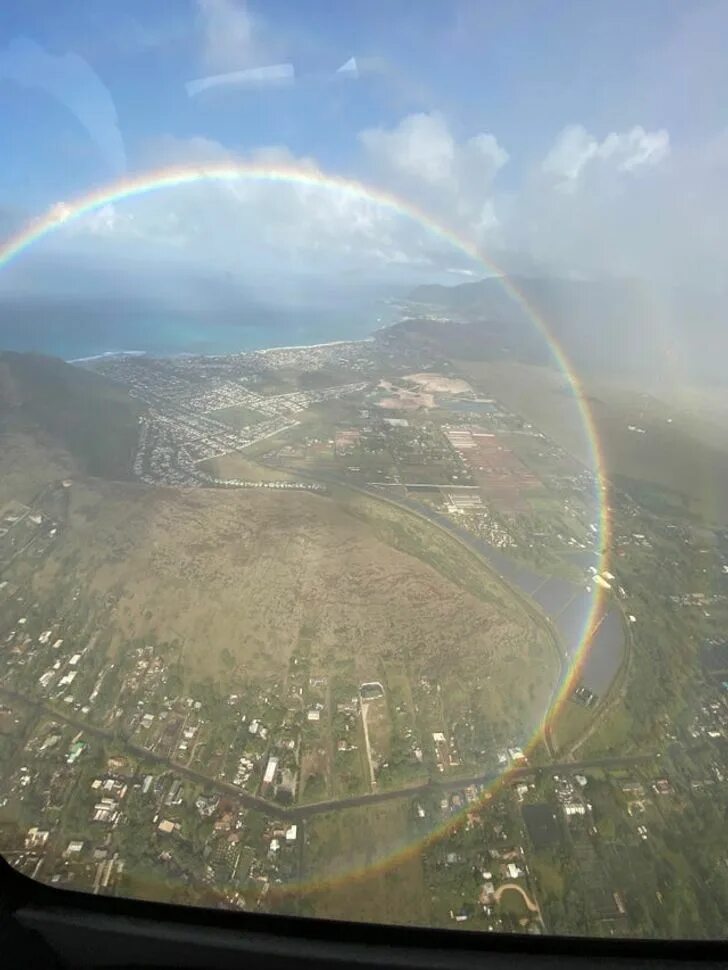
[359,112,508,247]
[605,127,670,172]
[360,112,456,185]
[541,125,598,182]
[467,133,509,173]
[45,134,473,287]
[32,109,728,294]
[496,121,728,288]
[542,124,669,186]
[360,112,508,191]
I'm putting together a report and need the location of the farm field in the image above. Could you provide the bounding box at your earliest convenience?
[455,359,728,524]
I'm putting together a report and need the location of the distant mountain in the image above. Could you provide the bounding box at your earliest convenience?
[404,276,727,380]
[0,352,142,480]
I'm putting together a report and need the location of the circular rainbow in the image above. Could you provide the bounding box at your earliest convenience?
[0,162,611,892]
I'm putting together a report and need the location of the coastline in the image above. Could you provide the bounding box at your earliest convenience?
[68,335,377,365]
[67,349,148,364]
[254,337,374,354]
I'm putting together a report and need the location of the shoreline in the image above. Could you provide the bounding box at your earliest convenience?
[254,336,374,354]
[67,350,148,364]
[67,335,377,365]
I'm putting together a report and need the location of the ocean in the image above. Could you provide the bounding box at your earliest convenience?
[0,298,400,362]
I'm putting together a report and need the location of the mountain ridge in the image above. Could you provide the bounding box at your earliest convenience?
[403,276,727,380]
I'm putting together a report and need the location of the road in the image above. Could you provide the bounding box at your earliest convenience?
[360,700,377,791]
[0,686,283,817]
[287,752,656,819]
[0,682,655,823]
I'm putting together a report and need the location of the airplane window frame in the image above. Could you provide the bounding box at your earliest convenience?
[2,854,728,969]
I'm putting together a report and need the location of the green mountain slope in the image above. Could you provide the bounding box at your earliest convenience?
[0,352,142,480]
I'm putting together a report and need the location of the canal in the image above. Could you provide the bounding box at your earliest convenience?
[381,490,626,698]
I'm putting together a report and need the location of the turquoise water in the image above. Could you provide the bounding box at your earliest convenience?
[0,300,398,361]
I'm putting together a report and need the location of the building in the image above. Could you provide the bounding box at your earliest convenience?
[25,827,49,849]
[66,740,86,765]
[263,757,278,786]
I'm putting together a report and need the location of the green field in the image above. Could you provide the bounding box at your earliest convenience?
[300,801,429,925]
[208,404,268,430]
[199,453,295,482]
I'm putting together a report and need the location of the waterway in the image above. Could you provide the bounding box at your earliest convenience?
[382,490,625,698]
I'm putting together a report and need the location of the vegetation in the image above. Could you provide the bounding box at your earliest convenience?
[0,352,142,480]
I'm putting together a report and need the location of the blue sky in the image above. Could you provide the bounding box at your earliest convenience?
[1,0,727,292]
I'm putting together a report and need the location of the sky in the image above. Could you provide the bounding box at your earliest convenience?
[1,0,728,303]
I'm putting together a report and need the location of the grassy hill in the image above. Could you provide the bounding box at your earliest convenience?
[0,352,142,480]
[8,478,556,754]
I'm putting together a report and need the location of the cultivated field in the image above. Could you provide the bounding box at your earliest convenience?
[455,359,728,524]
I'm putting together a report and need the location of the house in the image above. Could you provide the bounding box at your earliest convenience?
[195,794,219,817]
[263,757,278,786]
[66,740,86,765]
[480,882,495,903]
[25,827,49,849]
[92,798,119,824]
